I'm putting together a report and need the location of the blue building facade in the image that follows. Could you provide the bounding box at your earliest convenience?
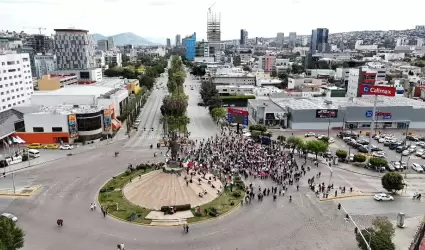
[185,32,196,61]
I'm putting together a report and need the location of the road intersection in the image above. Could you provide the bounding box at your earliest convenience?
[0,72,424,249]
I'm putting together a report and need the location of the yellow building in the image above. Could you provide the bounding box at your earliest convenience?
[125,79,142,94]
[37,75,78,91]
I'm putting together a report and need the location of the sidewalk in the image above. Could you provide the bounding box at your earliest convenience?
[393,216,424,250]
[1,126,129,175]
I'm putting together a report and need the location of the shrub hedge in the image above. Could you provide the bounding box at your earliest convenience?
[160,204,191,212]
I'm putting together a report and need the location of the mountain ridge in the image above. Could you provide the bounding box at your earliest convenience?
[91,32,154,46]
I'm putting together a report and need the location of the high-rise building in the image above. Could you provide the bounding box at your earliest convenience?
[276,33,285,47]
[240,29,248,45]
[166,38,171,47]
[184,33,196,61]
[34,54,56,79]
[195,40,210,58]
[107,37,115,51]
[97,38,116,52]
[54,29,96,70]
[0,53,34,111]
[288,32,297,45]
[25,35,53,55]
[175,34,181,47]
[207,10,222,53]
[310,28,329,53]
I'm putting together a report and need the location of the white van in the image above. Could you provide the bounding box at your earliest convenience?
[28,149,41,158]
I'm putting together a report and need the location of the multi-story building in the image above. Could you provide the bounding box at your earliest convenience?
[94,51,106,69]
[276,33,285,47]
[239,50,252,63]
[240,29,248,45]
[97,39,108,51]
[123,44,133,54]
[107,37,115,51]
[184,33,196,61]
[25,35,53,54]
[175,34,181,47]
[258,54,276,73]
[166,38,171,48]
[105,51,122,67]
[34,54,55,79]
[310,28,329,53]
[288,32,297,45]
[346,68,387,98]
[195,40,210,58]
[0,52,34,111]
[37,74,78,90]
[207,11,222,53]
[54,29,96,70]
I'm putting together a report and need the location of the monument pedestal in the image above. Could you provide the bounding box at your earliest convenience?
[163,160,183,173]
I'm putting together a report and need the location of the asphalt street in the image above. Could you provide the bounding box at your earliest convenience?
[0,69,424,249]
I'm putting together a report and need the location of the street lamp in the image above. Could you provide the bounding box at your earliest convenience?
[400,122,410,163]
[339,204,372,250]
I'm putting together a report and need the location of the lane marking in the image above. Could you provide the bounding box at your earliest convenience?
[43,181,59,195]
[100,232,137,241]
[59,178,80,197]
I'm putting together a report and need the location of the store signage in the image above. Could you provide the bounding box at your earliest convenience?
[315,109,338,118]
[68,114,78,138]
[227,108,249,126]
[360,84,396,97]
[365,110,392,119]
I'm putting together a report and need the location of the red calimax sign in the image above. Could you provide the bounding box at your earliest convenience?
[360,84,396,97]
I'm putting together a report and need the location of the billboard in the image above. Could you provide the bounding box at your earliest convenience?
[227,108,249,126]
[365,111,392,119]
[103,109,112,132]
[68,114,78,138]
[360,84,396,97]
[316,109,338,118]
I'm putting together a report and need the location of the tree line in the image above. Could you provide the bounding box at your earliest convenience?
[160,56,190,134]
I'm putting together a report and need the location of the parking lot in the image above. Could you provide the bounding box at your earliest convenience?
[273,129,425,175]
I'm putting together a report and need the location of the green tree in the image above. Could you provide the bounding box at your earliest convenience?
[353,154,367,162]
[305,140,328,160]
[286,136,304,153]
[210,107,226,122]
[372,217,395,238]
[200,79,220,107]
[0,217,25,250]
[335,149,348,159]
[270,70,277,77]
[381,172,404,193]
[356,228,395,250]
[291,63,304,74]
[139,75,155,90]
[248,124,267,133]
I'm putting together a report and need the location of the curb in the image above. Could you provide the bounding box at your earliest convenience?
[4,138,128,174]
[334,166,425,180]
[96,171,243,227]
[0,185,42,197]
[319,193,371,201]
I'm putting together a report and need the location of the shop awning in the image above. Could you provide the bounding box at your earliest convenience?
[112,119,122,130]
[14,136,25,144]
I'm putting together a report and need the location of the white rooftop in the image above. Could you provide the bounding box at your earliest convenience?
[33,85,114,97]
[274,96,425,110]
[29,104,104,115]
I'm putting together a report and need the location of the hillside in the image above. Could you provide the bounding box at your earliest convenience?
[91,32,153,46]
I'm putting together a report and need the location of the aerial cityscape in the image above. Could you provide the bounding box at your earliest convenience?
[1,1,425,250]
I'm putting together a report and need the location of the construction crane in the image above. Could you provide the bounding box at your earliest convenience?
[23,27,47,35]
[208,2,215,13]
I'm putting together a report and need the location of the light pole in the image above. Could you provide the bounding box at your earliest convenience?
[327,116,331,139]
[340,204,372,250]
[400,122,410,163]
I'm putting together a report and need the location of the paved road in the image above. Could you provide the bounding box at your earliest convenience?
[1,69,424,249]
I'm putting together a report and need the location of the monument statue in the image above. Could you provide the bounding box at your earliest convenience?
[167,131,180,161]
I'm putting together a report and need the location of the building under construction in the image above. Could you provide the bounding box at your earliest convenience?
[207,10,222,53]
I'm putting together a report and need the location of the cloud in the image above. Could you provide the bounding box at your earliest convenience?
[0,0,57,4]
[148,1,174,6]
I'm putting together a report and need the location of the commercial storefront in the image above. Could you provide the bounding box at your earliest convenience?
[249,96,425,130]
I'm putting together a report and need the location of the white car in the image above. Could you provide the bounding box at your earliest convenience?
[402,150,410,156]
[411,163,424,173]
[305,132,315,137]
[372,152,386,158]
[1,213,18,222]
[378,138,385,143]
[415,149,424,157]
[328,137,335,143]
[60,144,74,150]
[374,193,394,201]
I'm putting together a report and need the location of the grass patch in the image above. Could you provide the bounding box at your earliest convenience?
[98,168,154,224]
[187,186,244,223]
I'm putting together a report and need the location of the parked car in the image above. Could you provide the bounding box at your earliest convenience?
[374,193,394,201]
[402,150,410,156]
[27,143,43,149]
[372,152,386,158]
[390,161,402,171]
[305,132,315,137]
[44,144,59,149]
[415,149,425,157]
[1,212,18,222]
[411,163,424,173]
[407,135,420,141]
[328,137,335,143]
[60,144,74,150]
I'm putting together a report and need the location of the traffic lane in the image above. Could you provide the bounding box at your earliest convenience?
[336,196,425,217]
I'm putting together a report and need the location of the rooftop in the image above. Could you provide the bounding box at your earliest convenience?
[54,29,89,33]
[273,96,425,110]
[91,78,134,88]
[23,104,104,115]
[33,85,114,97]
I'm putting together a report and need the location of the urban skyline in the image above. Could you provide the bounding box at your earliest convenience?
[1,0,425,41]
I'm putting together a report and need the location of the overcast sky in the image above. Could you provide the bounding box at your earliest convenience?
[0,0,424,42]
